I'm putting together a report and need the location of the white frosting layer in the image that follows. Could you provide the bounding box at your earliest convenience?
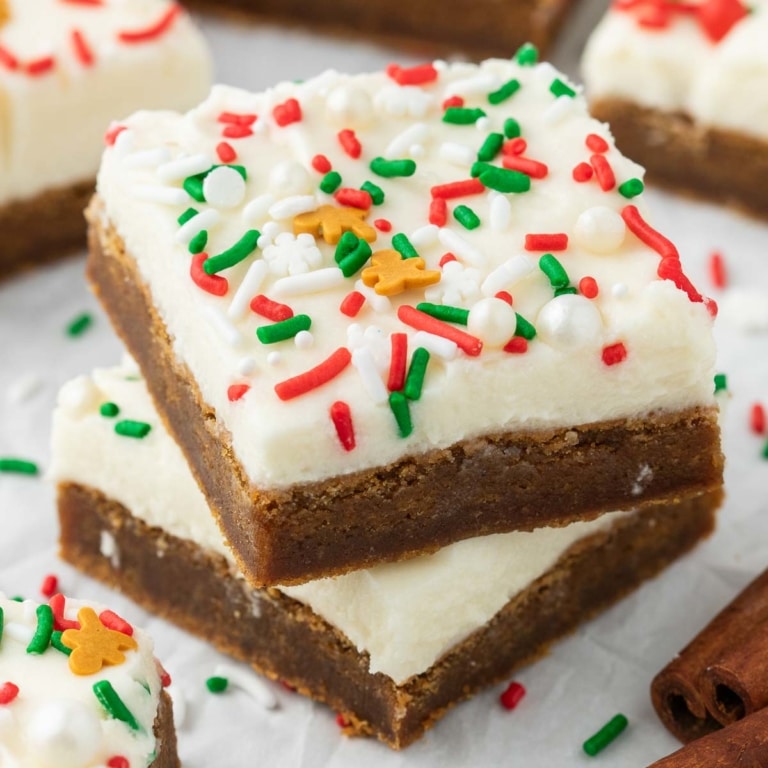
[52,363,626,684]
[0,592,163,767]
[96,56,717,490]
[0,0,211,205]
[582,0,768,140]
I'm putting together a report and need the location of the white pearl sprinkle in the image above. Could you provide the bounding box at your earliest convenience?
[612,283,629,298]
[536,294,604,349]
[238,357,258,376]
[574,206,626,254]
[467,297,518,347]
[294,330,314,349]
[267,352,282,366]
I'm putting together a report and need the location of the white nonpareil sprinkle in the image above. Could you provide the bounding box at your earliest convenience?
[294,330,314,349]
[439,141,475,167]
[384,122,429,159]
[543,95,575,125]
[354,280,392,313]
[443,72,498,97]
[3,622,34,645]
[203,166,247,209]
[203,306,242,347]
[228,260,268,320]
[351,348,389,403]
[438,228,484,267]
[213,663,278,710]
[410,224,440,248]
[412,330,458,360]
[268,195,317,220]
[123,146,171,169]
[237,357,258,376]
[156,153,211,183]
[272,268,346,297]
[132,185,192,206]
[481,255,533,296]
[242,194,276,226]
[176,209,221,246]
[489,193,512,232]
[267,351,282,366]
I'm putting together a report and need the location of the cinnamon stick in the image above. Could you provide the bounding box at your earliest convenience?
[650,568,768,742]
[646,706,768,767]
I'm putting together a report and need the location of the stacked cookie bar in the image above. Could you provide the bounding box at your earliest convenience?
[55,50,724,747]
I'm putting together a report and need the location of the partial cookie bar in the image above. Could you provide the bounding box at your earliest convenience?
[52,364,720,749]
[0,591,178,767]
[88,53,723,587]
[0,0,211,276]
[582,0,768,217]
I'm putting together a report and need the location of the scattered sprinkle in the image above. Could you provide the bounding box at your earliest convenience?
[0,458,39,475]
[93,680,140,730]
[66,312,93,337]
[713,373,727,393]
[114,420,152,439]
[583,713,629,756]
[499,681,526,710]
[100,402,120,418]
[750,403,765,435]
[206,676,229,694]
[40,574,58,599]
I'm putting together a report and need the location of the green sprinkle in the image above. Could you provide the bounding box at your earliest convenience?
[115,420,152,439]
[479,167,531,194]
[189,229,208,255]
[204,230,260,275]
[488,79,521,105]
[583,713,628,756]
[442,107,487,125]
[416,302,469,325]
[714,373,727,393]
[177,207,198,226]
[550,78,576,98]
[93,680,140,731]
[360,180,385,205]
[515,313,537,340]
[618,178,645,199]
[26,604,54,655]
[762,439,768,460]
[470,160,495,178]
[539,253,570,289]
[183,174,205,203]
[503,118,521,139]
[0,458,39,475]
[99,402,120,418]
[320,170,342,194]
[554,286,578,296]
[206,676,229,693]
[369,157,417,178]
[389,391,412,438]
[50,631,72,656]
[338,240,372,278]
[334,231,360,264]
[392,233,419,259]
[477,132,504,162]
[11,597,23,602]
[515,42,539,66]
[404,348,430,401]
[256,314,312,344]
[454,205,480,230]
[66,313,92,337]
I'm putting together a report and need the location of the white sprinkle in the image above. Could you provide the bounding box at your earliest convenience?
[476,116,491,132]
[257,221,284,249]
[214,663,278,710]
[123,147,171,169]
[489,193,511,232]
[543,96,575,125]
[438,228,484,267]
[112,128,135,158]
[272,268,346,297]
[354,280,392,313]
[100,530,120,569]
[237,357,258,376]
[56,375,99,415]
[242,194,276,226]
[410,144,426,158]
[203,306,241,347]
[3,622,34,645]
[410,224,440,248]
[131,186,192,206]
[351,348,389,403]
[439,141,476,167]
[203,166,247,208]
[268,195,317,220]
[6,373,42,404]
[269,160,312,196]
[156,154,211,183]
[294,330,314,349]
[481,255,533,296]
[175,209,221,246]
[412,331,458,360]
[228,260,268,320]
[385,122,429,159]
[267,352,282,366]
[612,283,629,298]
[444,73,498,97]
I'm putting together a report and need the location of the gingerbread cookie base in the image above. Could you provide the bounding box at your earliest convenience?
[154,691,181,768]
[1,179,93,279]
[588,99,768,220]
[59,481,719,749]
[86,198,724,588]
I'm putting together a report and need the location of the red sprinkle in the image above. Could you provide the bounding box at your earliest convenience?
[191,253,229,296]
[579,276,599,299]
[658,257,704,303]
[40,574,58,598]
[386,62,438,86]
[374,218,392,232]
[330,401,356,452]
[273,97,302,127]
[525,233,568,251]
[218,112,257,126]
[442,95,464,110]
[503,336,528,354]
[118,4,181,43]
[0,45,19,71]
[227,384,251,402]
[275,347,352,401]
[572,162,594,182]
[0,683,20,706]
[698,0,749,41]
[585,133,609,153]
[502,156,549,179]
[338,129,362,159]
[49,594,80,631]
[495,290,513,305]
[104,123,127,146]
[708,250,727,289]
[336,713,350,729]
[335,188,372,210]
[312,154,332,174]
[590,153,616,191]
[25,56,56,76]
[158,663,172,688]
[750,403,766,435]
[602,342,628,366]
[71,29,95,67]
[500,681,526,710]
[222,124,253,140]
[429,197,448,227]
[99,610,134,637]
[431,178,485,199]
[621,205,680,261]
[387,333,408,392]
[250,294,294,321]
[502,137,527,156]
[216,142,237,163]
[398,306,483,357]
[339,291,366,318]
[106,757,130,768]
[439,252,458,268]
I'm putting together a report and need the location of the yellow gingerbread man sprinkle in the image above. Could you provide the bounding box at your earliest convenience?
[0,1,9,28]
[293,205,376,245]
[62,607,138,676]
[361,249,441,296]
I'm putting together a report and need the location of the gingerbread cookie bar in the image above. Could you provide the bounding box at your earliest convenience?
[87,52,723,587]
[0,0,211,277]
